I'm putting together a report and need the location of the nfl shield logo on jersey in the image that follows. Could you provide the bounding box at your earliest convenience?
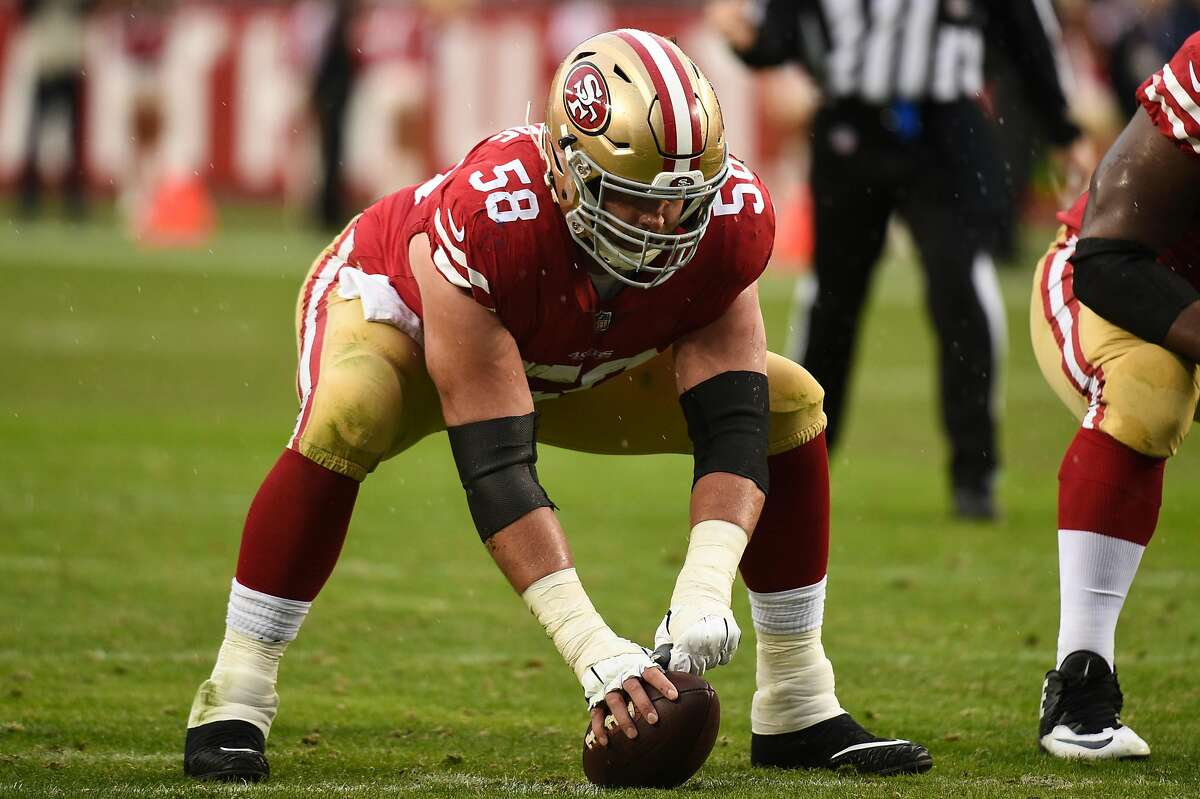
[594,310,613,333]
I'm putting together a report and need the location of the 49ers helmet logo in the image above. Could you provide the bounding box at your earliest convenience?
[563,62,611,134]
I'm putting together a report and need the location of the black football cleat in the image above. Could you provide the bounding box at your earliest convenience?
[751,713,932,776]
[184,719,270,782]
[1038,650,1149,760]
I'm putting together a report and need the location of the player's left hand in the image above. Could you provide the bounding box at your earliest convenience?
[653,604,742,675]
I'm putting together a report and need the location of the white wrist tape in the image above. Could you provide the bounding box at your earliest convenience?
[670,519,750,610]
[522,568,624,681]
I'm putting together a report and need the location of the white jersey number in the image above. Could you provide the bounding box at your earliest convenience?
[712,159,764,217]
[470,158,541,224]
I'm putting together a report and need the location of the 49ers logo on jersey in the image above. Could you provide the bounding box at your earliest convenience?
[564,62,611,135]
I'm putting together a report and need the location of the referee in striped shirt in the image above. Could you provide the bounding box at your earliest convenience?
[711,0,1095,520]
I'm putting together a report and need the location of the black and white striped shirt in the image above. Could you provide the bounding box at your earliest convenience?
[737,0,1078,142]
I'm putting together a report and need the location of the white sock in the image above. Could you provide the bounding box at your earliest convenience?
[188,581,313,737]
[749,577,826,635]
[226,579,311,642]
[1057,530,1145,669]
[748,578,844,735]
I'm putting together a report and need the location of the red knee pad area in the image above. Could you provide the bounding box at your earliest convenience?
[235,449,360,602]
[739,433,830,593]
[1058,428,1165,547]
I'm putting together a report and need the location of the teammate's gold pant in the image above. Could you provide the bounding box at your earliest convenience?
[1030,226,1200,458]
[290,240,826,481]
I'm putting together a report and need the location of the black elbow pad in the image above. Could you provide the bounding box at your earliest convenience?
[447,412,556,542]
[1071,237,1198,344]
[679,370,770,494]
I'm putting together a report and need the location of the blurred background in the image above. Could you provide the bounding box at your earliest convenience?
[2,0,1194,258]
[5,4,1200,792]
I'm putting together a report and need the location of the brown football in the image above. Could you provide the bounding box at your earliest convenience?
[581,671,720,788]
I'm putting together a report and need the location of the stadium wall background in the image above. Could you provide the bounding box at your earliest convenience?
[0,2,797,206]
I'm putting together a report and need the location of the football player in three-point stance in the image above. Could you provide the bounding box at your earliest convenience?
[183,29,931,781]
[1030,32,1200,760]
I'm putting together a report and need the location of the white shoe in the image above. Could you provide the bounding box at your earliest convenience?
[1039,723,1150,760]
[1038,650,1150,760]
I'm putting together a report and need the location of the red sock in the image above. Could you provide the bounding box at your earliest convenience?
[1058,428,1164,546]
[235,449,360,601]
[739,432,830,592]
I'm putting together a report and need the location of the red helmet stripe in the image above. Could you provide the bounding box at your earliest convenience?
[656,34,704,170]
[616,29,692,172]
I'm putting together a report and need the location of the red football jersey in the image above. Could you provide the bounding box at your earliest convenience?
[1059,31,1200,289]
[346,125,775,398]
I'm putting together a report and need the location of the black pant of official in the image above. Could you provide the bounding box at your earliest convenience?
[20,71,86,218]
[796,99,1005,495]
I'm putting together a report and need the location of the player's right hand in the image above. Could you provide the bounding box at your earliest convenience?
[581,643,678,747]
[653,604,742,675]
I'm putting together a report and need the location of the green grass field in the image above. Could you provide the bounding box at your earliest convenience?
[3,209,1200,798]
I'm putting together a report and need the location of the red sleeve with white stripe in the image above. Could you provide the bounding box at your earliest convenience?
[1138,32,1200,158]
[421,169,498,312]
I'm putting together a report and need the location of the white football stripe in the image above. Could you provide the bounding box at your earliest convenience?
[624,29,693,168]
[298,229,355,399]
[1046,236,1092,394]
[434,209,469,266]
[433,210,491,293]
[1160,65,1200,152]
[291,227,356,445]
[1146,71,1200,155]
[432,247,471,290]
[1082,373,1104,430]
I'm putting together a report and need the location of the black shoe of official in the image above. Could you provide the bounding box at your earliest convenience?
[1038,650,1150,759]
[751,713,933,775]
[184,720,270,782]
[952,483,997,521]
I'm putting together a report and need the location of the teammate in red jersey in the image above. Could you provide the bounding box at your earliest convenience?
[1030,31,1200,760]
[182,29,931,781]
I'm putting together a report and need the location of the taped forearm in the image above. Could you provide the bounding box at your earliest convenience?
[521,568,623,680]
[1072,237,1198,345]
[670,519,750,610]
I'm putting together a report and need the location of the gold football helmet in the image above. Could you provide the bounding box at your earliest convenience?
[541,29,729,287]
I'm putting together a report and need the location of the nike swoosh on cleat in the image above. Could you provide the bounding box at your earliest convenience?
[218,747,260,754]
[1054,736,1113,750]
[1191,62,1200,93]
[829,740,911,760]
